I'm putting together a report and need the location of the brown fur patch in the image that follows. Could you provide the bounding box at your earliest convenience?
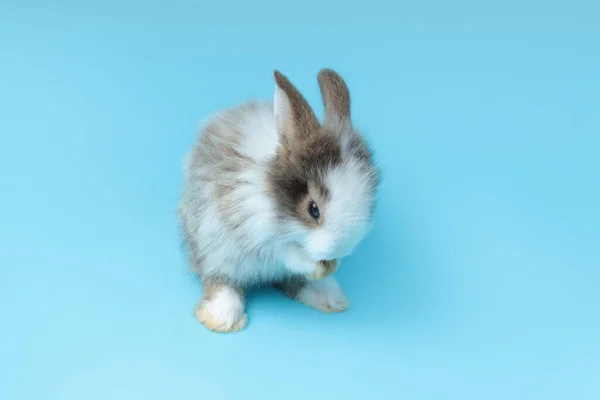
[268,132,342,223]
[273,276,308,299]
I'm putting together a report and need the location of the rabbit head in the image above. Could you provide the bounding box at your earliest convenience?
[267,69,381,262]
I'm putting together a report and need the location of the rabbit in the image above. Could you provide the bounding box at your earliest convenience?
[178,68,380,333]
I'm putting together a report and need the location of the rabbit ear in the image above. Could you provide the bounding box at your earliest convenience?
[273,70,320,149]
[318,68,351,128]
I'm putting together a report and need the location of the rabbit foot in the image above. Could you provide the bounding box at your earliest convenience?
[195,285,247,333]
[295,276,349,313]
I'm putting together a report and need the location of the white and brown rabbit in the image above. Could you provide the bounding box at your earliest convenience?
[178,68,380,332]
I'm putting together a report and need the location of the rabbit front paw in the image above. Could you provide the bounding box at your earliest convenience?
[306,259,338,280]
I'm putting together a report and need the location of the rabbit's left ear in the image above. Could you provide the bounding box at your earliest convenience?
[318,68,351,128]
[273,70,320,150]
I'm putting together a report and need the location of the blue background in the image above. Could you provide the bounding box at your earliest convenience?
[1,1,599,399]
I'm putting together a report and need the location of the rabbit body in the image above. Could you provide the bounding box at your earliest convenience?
[179,69,380,332]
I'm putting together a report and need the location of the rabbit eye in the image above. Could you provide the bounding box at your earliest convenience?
[308,201,320,219]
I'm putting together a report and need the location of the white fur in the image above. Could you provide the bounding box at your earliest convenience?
[202,286,245,329]
[296,276,349,312]
[237,104,279,161]
[304,158,373,261]
[281,243,320,275]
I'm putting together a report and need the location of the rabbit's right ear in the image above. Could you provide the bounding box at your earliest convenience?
[273,70,320,150]
[318,68,351,129]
